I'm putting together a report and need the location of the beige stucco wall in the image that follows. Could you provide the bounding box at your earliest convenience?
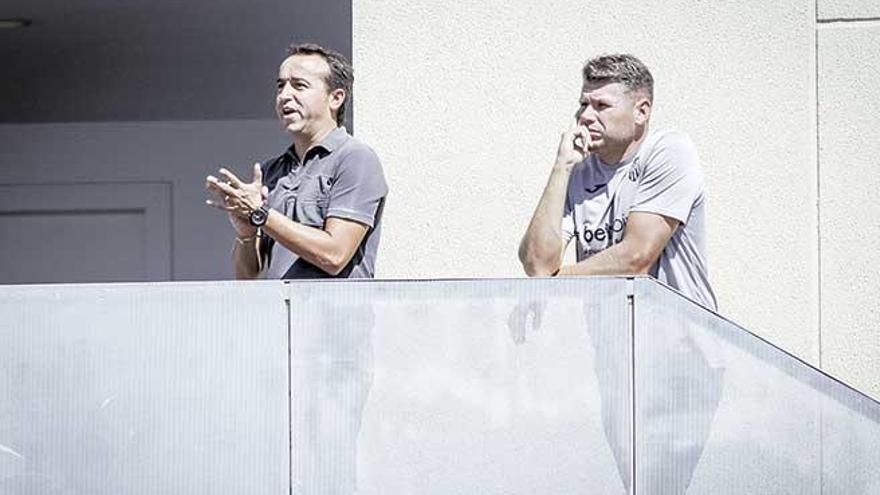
[354,1,878,396]
[818,21,880,398]
[818,0,880,20]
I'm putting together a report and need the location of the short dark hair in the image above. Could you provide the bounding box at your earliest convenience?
[287,43,353,125]
[582,54,654,102]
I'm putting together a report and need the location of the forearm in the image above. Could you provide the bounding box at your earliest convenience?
[557,239,655,277]
[519,165,572,276]
[262,209,356,276]
[232,236,262,279]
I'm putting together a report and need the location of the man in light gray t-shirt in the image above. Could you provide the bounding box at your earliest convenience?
[519,54,716,309]
[562,129,716,308]
[519,54,721,493]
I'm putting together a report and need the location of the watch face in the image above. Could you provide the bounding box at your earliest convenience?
[249,207,268,227]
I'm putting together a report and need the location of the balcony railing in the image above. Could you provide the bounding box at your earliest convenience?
[1,277,878,494]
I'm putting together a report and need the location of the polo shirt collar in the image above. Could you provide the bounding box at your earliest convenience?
[284,126,349,165]
[317,126,349,152]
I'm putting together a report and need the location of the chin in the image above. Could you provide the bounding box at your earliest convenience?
[281,121,303,134]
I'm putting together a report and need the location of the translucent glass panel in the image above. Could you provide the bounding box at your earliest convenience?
[5,277,878,494]
[287,278,632,495]
[634,280,880,494]
[0,282,290,495]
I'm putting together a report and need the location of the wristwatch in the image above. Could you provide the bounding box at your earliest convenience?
[248,205,270,227]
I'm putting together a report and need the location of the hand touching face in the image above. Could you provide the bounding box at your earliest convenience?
[576,81,649,159]
[555,120,592,169]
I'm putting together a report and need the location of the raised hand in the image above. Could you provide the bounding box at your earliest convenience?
[555,119,590,170]
[205,163,267,236]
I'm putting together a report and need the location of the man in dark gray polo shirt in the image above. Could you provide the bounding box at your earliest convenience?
[205,42,382,495]
[206,43,387,279]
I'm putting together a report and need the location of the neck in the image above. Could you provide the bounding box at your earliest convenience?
[597,124,649,165]
[292,121,338,160]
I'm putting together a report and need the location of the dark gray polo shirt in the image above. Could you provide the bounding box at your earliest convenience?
[258,127,387,279]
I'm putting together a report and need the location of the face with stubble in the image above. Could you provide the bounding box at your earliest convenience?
[576,81,650,161]
[275,54,343,137]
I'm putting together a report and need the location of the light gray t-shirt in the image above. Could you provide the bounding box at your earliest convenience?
[259,127,388,279]
[562,129,717,309]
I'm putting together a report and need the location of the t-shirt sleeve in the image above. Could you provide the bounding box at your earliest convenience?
[561,196,576,243]
[327,146,388,228]
[560,161,587,244]
[629,132,703,225]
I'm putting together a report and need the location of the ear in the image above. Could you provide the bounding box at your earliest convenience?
[633,96,652,126]
[328,88,346,113]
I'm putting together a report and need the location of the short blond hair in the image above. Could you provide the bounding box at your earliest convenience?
[583,54,654,102]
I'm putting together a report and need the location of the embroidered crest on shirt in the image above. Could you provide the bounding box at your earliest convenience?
[628,157,642,182]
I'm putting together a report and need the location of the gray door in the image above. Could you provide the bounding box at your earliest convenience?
[0,183,171,284]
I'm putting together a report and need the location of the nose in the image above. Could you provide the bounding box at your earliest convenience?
[577,105,597,126]
[278,81,294,101]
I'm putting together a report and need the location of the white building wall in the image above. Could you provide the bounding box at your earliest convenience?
[354,0,832,382]
[817,16,880,396]
[819,0,880,20]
